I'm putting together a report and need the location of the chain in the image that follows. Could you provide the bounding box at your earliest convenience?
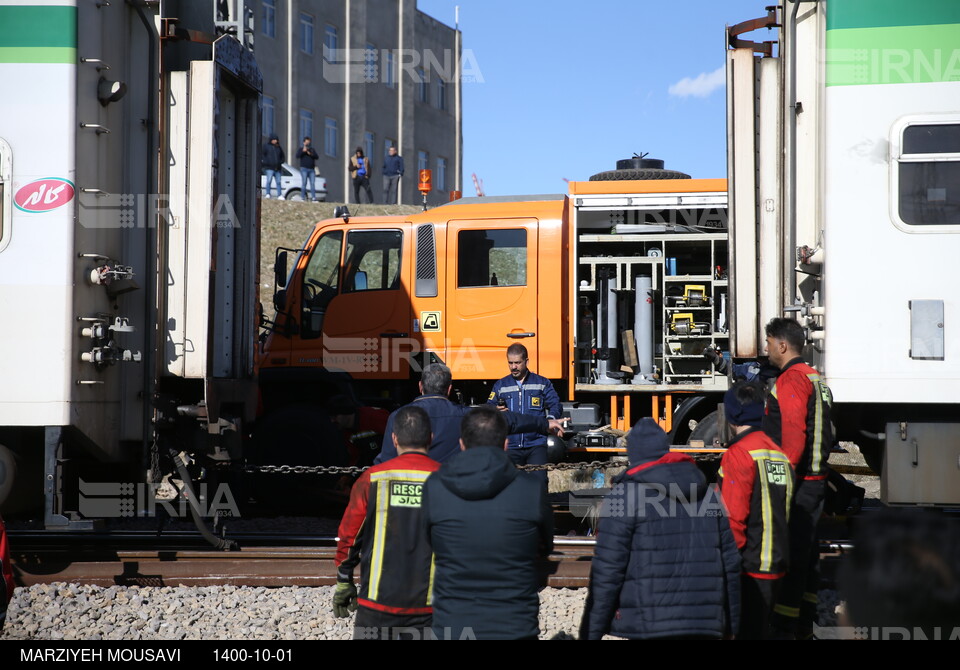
[239,463,370,475]
[518,460,622,472]
[148,438,162,484]
[238,452,720,476]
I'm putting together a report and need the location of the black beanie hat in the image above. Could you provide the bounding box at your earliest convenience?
[626,418,670,466]
[724,386,764,428]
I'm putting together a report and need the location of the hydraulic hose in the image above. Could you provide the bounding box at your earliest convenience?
[169,448,238,551]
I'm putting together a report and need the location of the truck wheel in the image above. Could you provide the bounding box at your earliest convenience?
[687,410,720,448]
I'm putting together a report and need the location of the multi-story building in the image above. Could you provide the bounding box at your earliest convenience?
[223,0,461,205]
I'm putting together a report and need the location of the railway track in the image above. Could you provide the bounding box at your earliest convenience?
[9,533,595,589]
[10,529,857,590]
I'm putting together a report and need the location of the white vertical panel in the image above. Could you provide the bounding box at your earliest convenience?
[757,57,783,338]
[165,71,189,377]
[728,48,759,358]
[184,61,215,378]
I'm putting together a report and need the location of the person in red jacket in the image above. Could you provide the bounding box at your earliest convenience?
[719,380,794,639]
[1,514,13,631]
[761,317,834,638]
[333,405,439,640]
[328,395,389,468]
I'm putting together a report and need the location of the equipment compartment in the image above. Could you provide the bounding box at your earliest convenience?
[572,192,729,392]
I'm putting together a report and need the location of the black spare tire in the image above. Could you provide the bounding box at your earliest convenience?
[590,157,691,181]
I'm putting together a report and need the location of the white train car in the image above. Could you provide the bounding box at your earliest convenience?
[729,0,960,505]
[0,0,261,525]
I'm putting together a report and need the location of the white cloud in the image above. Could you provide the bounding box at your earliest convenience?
[668,65,725,98]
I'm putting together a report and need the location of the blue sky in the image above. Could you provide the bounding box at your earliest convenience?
[416,0,770,196]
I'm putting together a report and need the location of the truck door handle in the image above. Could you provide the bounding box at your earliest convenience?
[507,332,536,339]
[380,332,408,338]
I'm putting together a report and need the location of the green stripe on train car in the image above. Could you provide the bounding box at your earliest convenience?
[0,46,75,63]
[0,5,76,62]
[828,0,960,31]
[826,23,960,86]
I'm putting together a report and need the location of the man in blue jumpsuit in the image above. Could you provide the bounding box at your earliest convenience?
[488,344,562,473]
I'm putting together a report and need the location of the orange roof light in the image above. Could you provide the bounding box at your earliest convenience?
[418,169,432,194]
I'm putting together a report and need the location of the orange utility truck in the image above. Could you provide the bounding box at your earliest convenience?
[258,160,730,461]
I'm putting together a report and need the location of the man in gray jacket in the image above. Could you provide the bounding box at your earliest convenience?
[382,146,404,204]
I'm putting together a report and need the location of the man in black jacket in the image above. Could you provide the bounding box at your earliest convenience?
[295,136,320,201]
[262,133,285,199]
[422,406,553,640]
[580,419,741,639]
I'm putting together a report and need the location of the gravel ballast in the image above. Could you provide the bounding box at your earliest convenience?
[1,583,843,641]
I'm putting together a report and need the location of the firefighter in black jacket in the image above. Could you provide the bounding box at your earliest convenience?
[333,406,440,639]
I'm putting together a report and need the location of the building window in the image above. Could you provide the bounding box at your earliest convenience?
[262,96,275,137]
[416,67,428,103]
[436,78,447,111]
[385,51,396,88]
[364,132,376,163]
[896,122,960,226]
[364,43,377,83]
[300,13,314,54]
[324,24,339,62]
[437,157,447,192]
[457,229,527,288]
[418,151,429,172]
[299,109,313,144]
[262,0,275,38]
[325,117,338,158]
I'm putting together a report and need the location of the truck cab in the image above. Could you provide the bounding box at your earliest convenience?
[259,197,568,410]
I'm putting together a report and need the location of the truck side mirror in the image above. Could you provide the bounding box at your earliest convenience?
[275,250,288,289]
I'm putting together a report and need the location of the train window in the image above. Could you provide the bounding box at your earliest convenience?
[897,123,960,226]
[342,229,402,293]
[457,228,526,288]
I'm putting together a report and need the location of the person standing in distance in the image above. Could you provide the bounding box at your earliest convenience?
[262,133,284,199]
[761,317,834,639]
[296,136,320,201]
[487,343,562,477]
[349,147,375,204]
[382,145,404,204]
